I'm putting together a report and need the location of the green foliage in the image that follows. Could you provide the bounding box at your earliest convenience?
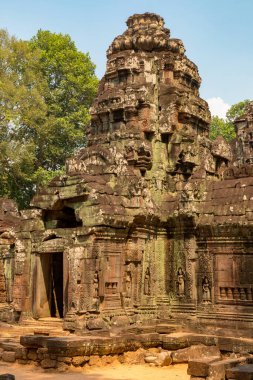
[226,99,250,123]
[209,100,250,142]
[30,30,99,159]
[209,116,235,141]
[0,29,45,206]
[0,29,98,208]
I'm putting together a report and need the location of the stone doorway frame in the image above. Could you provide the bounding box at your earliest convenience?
[32,249,68,319]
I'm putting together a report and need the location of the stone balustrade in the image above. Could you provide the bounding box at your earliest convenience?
[219,286,253,301]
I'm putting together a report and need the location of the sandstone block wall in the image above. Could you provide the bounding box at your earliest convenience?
[0,13,253,335]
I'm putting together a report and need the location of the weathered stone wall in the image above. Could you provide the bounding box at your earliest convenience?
[0,199,20,321]
[1,14,253,335]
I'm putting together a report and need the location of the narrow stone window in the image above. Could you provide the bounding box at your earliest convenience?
[161,133,171,144]
[113,109,124,122]
[144,131,154,141]
[118,69,128,83]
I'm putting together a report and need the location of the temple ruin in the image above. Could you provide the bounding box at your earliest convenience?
[1,13,253,338]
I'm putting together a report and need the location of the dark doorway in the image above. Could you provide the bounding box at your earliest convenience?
[36,252,64,318]
[50,253,64,318]
[43,206,82,228]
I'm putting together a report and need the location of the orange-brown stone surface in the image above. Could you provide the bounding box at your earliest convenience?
[0,13,252,336]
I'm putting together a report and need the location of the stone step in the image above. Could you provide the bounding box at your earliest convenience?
[156,296,170,304]
[0,318,68,339]
[162,332,253,354]
[188,356,246,379]
[20,331,161,356]
[156,323,182,334]
[21,317,63,326]
[137,305,157,310]
[20,318,64,332]
[198,311,253,322]
[170,304,197,316]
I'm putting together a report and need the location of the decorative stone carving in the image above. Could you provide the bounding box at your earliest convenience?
[202,276,211,303]
[144,267,151,296]
[93,271,99,298]
[1,13,253,336]
[177,268,185,297]
[125,271,132,298]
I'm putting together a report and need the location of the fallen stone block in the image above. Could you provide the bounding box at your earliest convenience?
[0,343,20,352]
[2,352,15,363]
[144,355,158,364]
[207,357,246,380]
[172,344,221,363]
[157,352,172,367]
[188,356,221,377]
[216,336,253,354]
[162,333,191,350]
[226,364,253,380]
[40,358,56,369]
[144,351,172,366]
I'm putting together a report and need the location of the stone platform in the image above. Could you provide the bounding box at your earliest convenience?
[1,319,253,375]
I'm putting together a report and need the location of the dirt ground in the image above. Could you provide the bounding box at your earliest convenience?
[0,362,190,380]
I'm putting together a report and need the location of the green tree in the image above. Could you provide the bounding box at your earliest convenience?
[0,29,98,208]
[226,99,250,123]
[29,30,98,167]
[209,100,250,142]
[0,29,46,206]
[209,116,235,141]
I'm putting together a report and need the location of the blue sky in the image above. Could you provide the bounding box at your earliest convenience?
[1,0,253,116]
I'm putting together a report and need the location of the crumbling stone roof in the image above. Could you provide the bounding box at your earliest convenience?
[31,13,220,228]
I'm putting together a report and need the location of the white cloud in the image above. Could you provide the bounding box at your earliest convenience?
[207,97,230,119]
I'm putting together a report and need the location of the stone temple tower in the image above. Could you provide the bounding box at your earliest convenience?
[87,12,213,187]
[28,13,230,330]
[4,14,251,336]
